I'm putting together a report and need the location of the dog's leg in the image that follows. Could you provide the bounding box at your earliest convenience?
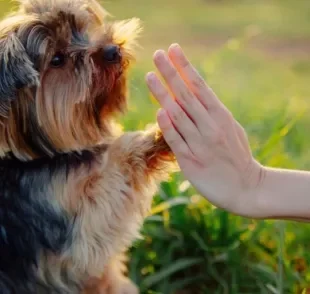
[83,253,138,294]
[109,125,177,185]
[93,126,176,294]
[80,126,176,294]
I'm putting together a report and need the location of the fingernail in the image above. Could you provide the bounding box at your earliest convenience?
[153,50,167,64]
[169,43,184,57]
[146,72,156,83]
[170,43,180,50]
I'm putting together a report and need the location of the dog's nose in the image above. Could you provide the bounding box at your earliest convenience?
[102,45,121,63]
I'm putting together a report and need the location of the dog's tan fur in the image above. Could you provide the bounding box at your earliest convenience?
[0,0,177,293]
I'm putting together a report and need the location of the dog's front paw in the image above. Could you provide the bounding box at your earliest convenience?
[144,125,175,165]
[154,127,173,156]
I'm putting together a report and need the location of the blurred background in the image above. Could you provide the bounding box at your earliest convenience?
[1,0,310,293]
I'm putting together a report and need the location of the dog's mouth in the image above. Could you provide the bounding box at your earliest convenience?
[108,63,124,82]
[116,64,123,79]
[118,60,130,77]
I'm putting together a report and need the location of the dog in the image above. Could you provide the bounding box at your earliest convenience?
[0,0,176,293]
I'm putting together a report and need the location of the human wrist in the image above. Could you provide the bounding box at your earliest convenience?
[228,159,267,218]
[242,164,293,219]
[249,165,275,219]
[250,166,310,221]
[225,158,266,218]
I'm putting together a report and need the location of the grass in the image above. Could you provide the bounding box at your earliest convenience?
[1,0,310,293]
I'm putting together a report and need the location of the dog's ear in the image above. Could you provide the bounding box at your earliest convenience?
[0,32,39,103]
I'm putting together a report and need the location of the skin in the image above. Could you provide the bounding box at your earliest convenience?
[145,43,310,222]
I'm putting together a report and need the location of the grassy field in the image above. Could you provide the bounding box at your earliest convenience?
[1,0,310,293]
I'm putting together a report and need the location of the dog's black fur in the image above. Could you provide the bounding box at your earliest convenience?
[0,154,73,293]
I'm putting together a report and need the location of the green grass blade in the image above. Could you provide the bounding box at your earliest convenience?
[141,258,204,290]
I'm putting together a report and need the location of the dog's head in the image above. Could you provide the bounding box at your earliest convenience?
[0,0,141,160]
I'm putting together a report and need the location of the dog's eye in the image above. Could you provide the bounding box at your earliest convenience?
[50,53,66,68]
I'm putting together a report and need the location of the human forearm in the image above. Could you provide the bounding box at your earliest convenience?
[250,166,310,221]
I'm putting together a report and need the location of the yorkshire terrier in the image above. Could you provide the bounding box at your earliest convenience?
[0,0,176,293]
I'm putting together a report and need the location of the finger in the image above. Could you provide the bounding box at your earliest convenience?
[168,43,224,110]
[157,108,194,161]
[152,50,211,131]
[145,72,201,144]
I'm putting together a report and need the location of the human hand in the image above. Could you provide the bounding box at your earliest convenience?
[145,44,264,217]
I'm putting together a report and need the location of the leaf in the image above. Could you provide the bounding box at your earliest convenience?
[150,197,191,216]
[266,283,280,294]
[141,258,204,290]
[256,109,305,162]
[169,275,205,292]
[248,263,278,281]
